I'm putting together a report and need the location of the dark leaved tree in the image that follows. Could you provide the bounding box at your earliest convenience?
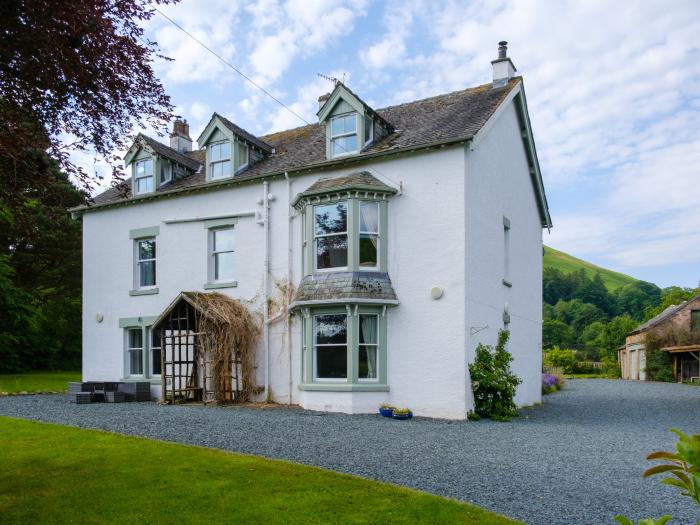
[0,0,175,204]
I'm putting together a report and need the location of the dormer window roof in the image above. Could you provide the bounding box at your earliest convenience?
[124,133,202,196]
[197,113,271,181]
[317,83,393,160]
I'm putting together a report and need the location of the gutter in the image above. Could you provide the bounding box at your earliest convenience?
[68,136,475,216]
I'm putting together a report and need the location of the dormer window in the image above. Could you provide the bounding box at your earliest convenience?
[134,159,154,194]
[209,140,231,180]
[330,114,358,157]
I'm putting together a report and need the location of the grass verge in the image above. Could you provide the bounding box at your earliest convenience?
[0,417,521,525]
[0,371,81,393]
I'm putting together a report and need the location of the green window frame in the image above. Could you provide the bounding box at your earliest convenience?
[329,113,358,158]
[300,305,388,391]
[304,198,388,275]
[120,317,160,380]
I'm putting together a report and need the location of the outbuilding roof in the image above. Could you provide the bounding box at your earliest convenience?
[629,294,700,335]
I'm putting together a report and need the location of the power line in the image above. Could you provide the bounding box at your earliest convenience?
[153,7,310,126]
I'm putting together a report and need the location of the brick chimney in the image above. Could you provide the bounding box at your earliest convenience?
[170,118,192,153]
[491,41,516,88]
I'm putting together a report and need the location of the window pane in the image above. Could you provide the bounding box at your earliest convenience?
[359,315,377,345]
[315,314,347,345]
[130,349,143,375]
[129,328,142,349]
[359,235,377,267]
[143,160,153,175]
[139,240,155,260]
[342,114,356,133]
[331,116,344,136]
[237,142,248,165]
[332,134,357,156]
[359,202,378,233]
[210,143,220,161]
[160,163,171,184]
[316,346,347,379]
[359,346,377,379]
[364,117,372,143]
[692,311,700,333]
[316,235,348,269]
[214,228,234,252]
[314,202,347,235]
[220,140,231,159]
[136,162,145,176]
[151,329,161,375]
[215,252,235,281]
[136,176,153,193]
[140,260,156,287]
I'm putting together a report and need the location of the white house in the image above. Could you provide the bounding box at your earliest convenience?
[71,43,551,419]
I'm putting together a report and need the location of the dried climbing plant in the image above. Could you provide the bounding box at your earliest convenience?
[189,292,261,403]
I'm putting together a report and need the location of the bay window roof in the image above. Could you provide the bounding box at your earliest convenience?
[292,171,397,210]
[291,271,399,308]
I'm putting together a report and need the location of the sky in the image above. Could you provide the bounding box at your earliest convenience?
[76,0,700,288]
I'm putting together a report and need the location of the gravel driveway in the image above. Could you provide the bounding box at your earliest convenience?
[1,379,698,524]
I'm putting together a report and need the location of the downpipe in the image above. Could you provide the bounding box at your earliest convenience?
[262,180,270,402]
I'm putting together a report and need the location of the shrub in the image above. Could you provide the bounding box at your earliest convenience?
[543,347,576,374]
[541,371,565,394]
[468,330,521,421]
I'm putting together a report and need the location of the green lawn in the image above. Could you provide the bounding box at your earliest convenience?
[0,417,520,524]
[0,371,81,393]
[543,245,637,291]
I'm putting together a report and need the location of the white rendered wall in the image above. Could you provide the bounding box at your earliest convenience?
[464,94,544,409]
[82,147,469,416]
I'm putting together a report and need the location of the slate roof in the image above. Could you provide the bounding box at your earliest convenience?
[135,134,202,172]
[292,171,397,207]
[214,113,273,153]
[630,294,700,334]
[88,77,522,208]
[291,272,399,306]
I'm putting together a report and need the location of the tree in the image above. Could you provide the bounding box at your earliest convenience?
[0,0,175,200]
[614,281,662,320]
[574,272,612,315]
[543,319,574,349]
[553,299,608,335]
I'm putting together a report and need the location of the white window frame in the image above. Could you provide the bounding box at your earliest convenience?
[358,201,380,271]
[364,116,373,145]
[358,313,379,382]
[159,161,172,186]
[330,113,359,158]
[208,140,232,180]
[236,141,249,171]
[313,201,348,272]
[126,328,145,377]
[209,227,235,283]
[313,313,348,382]
[135,237,156,289]
[134,159,154,195]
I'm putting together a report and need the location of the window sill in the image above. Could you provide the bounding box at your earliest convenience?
[298,383,389,392]
[129,287,159,296]
[502,279,512,288]
[204,281,238,290]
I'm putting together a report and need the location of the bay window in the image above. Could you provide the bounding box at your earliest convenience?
[134,159,154,194]
[314,202,348,270]
[301,307,387,389]
[330,113,358,157]
[209,140,231,179]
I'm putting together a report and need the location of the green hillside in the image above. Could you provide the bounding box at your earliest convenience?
[543,245,637,291]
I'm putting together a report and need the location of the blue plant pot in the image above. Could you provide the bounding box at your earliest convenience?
[392,411,412,420]
[379,407,394,417]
